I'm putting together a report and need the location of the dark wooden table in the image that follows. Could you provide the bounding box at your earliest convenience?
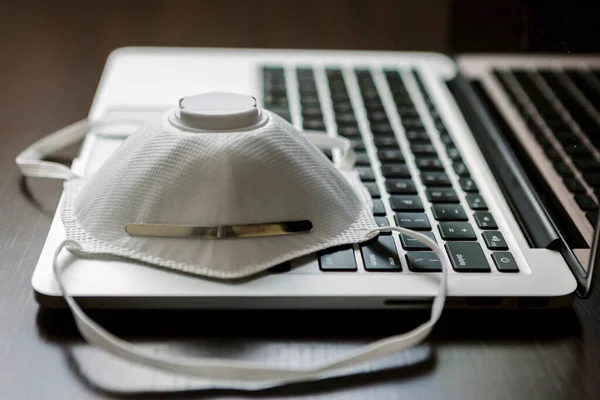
[1,1,600,399]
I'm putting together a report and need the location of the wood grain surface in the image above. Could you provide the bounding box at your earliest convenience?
[1,1,599,399]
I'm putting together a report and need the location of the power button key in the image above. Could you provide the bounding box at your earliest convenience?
[492,252,519,273]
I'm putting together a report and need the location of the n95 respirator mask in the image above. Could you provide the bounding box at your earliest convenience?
[17,92,448,389]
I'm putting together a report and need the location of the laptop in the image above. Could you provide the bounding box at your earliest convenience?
[27,46,597,310]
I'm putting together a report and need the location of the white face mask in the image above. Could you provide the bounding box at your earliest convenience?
[17,92,448,389]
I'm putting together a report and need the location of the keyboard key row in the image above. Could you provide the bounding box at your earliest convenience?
[327,68,367,164]
[496,69,599,218]
[318,236,518,272]
[262,66,292,122]
[297,67,326,131]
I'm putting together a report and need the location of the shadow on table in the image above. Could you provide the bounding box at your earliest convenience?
[35,305,583,399]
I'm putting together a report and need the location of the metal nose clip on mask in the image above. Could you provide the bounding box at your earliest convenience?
[16,92,448,389]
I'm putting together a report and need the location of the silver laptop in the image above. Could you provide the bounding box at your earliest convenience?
[29,47,597,309]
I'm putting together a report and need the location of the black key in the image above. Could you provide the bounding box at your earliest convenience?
[586,211,598,227]
[336,114,357,126]
[564,178,585,193]
[355,152,371,165]
[416,158,444,171]
[474,212,498,229]
[426,188,459,203]
[411,143,437,156]
[361,90,380,101]
[466,194,488,210]
[299,94,320,104]
[375,216,392,232]
[333,103,354,113]
[350,140,366,150]
[573,158,600,171]
[364,102,386,113]
[431,204,468,221]
[371,124,394,134]
[446,242,491,272]
[338,126,361,138]
[299,87,318,96]
[422,172,451,186]
[406,252,442,272]
[357,166,375,181]
[435,121,447,133]
[482,231,508,250]
[544,147,561,161]
[397,108,419,118]
[302,107,323,118]
[374,137,399,148]
[364,182,380,198]
[319,245,357,271]
[583,172,600,187]
[405,130,430,142]
[381,164,411,178]
[368,111,389,123]
[575,194,598,211]
[372,199,386,216]
[391,96,414,107]
[385,179,417,194]
[330,92,349,103]
[402,118,424,129]
[303,120,326,131]
[459,177,478,193]
[400,231,437,250]
[453,162,470,177]
[492,252,519,272]
[446,146,461,161]
[395,213,431,230]
[438,222,476,240]
[378,150,404,163]
[554,162,574,178]
[440,133,454,146]
[390,195,424,211]
[564,143,591,156]
[361,236,402,271]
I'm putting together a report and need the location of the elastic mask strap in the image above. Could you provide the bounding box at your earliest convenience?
[16,118,143,180]
[303,132,356,170]
[53,227,447,389]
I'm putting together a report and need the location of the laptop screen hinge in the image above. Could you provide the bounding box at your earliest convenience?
[445,73,559,250]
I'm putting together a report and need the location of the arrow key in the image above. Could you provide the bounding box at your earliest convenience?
[482,231,508,250]
[474,212,497,229]
[466,194,488,210]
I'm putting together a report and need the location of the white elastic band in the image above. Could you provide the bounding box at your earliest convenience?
[52,226,447,388]
[16,122,351,181]
[303,132,356,170]
[16,118,143,180]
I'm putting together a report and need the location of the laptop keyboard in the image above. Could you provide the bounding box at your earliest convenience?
[492,68,600,228]
[262,65,518,274]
